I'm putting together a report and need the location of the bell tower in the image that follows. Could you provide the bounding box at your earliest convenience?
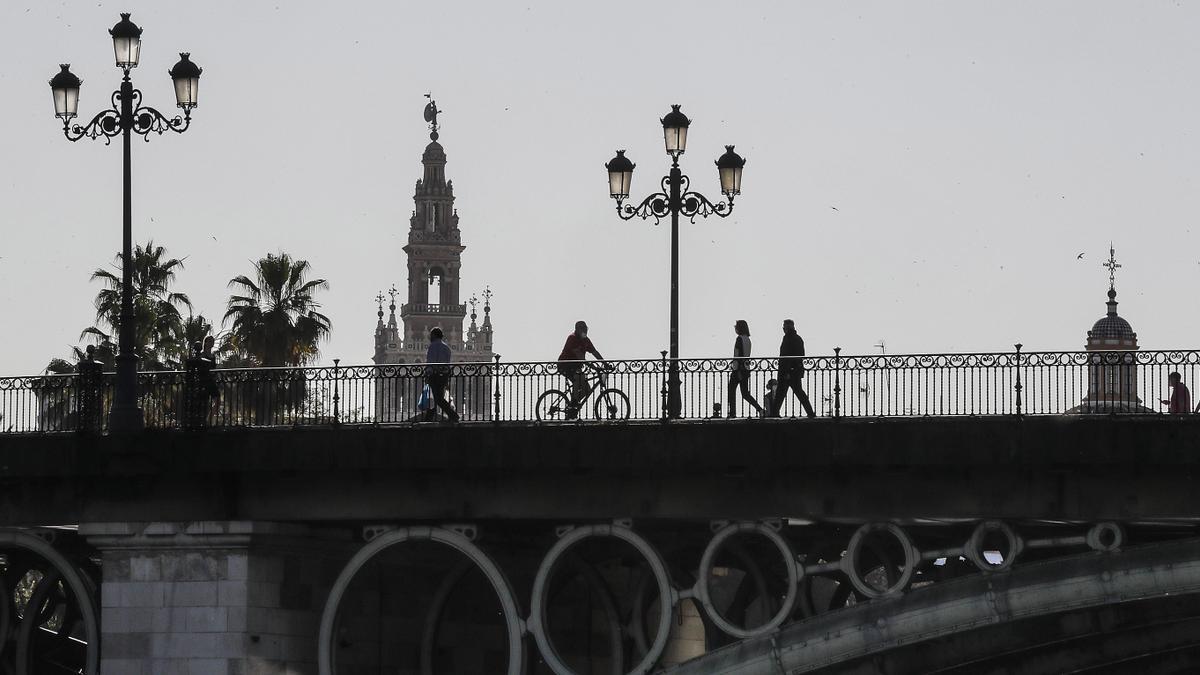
[371,96,496,421]
[401,97,467,346]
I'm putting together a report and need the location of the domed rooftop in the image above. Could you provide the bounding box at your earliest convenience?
[1088,288,1136,341]
[422,140,445,162]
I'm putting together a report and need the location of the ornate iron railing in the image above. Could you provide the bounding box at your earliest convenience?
[2,348,1197,433]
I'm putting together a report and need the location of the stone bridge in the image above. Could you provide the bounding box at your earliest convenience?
[1,415,1198,673]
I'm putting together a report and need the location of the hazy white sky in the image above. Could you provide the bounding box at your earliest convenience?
[3,1,1199,374]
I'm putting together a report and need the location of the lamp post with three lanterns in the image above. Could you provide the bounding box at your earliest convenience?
[605,105,745,419]
[49,13,201,432]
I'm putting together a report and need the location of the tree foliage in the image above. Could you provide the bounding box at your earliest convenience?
[223,253,331,367]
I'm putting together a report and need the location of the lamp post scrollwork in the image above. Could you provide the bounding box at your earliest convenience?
[606,105,745,419]
[49,13,201,432]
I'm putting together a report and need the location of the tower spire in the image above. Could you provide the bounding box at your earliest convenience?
[482,286,494,332]
[387,285,399,328]
[468,294,479,335]
[375,291,386,330]
[1102,243,1122,316]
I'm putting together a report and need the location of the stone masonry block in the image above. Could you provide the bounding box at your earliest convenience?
[98,631,150,658]
[97,658,144,675]
[187,659,234,675]
[130,556,163,582]
[120,581,167,608]
[167,581,219,607]
[185,606,229,632]
[162,552,226,581]
[104,554,133,582]
[218,580,248,607]
[246,581,281,608]
[226,553,249,581]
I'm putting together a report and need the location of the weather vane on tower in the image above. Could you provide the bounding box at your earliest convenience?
[423,93,440,141]
[1102,243,1122,291]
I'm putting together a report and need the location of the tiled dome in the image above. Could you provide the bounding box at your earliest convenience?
[1087,289,1135,341]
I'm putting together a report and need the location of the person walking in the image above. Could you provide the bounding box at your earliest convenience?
[769,319,816,418]
[424,327,459,422]
[727,319,764,417]
[1160,371,1193,415]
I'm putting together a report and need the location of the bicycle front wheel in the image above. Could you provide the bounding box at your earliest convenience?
[536,390,572,421]
[594,388,631,421]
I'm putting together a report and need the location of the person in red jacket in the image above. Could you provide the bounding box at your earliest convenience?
[558,321,605,416]
[1160,371,1193,414]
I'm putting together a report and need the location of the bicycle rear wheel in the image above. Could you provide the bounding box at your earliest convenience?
[536,390,572,421]
[594,388,631,421]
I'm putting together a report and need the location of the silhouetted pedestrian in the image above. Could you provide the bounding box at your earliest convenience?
[727,319,764,417]
[199,335,220,415]
[424,327,459,422]
[1160,371,1192,414]
[762,378,778,418]
[769,319,816,418]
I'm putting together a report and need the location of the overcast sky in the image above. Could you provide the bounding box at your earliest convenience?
[2,1,1199,374]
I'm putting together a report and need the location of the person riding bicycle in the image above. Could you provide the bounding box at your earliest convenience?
[558,320,605,417]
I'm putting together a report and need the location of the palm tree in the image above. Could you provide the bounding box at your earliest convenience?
[86,240,193,371]
[224,253,331,367]
[223,253,330,425]
[40,242,195,430]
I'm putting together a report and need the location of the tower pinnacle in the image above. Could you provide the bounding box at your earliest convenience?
[423,94,440,142]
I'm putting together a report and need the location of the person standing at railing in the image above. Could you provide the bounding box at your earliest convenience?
[763,378,778,418]
[769,319,816,419]
[558,320,605,419]
[198,335,220,419]
[1159,371,1193,415]
[424,327,460,423]
[727,320,765,418]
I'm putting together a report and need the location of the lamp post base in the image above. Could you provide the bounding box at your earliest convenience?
[108,405,145,433]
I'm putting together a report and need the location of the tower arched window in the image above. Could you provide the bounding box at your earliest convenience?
[428,266,446,306]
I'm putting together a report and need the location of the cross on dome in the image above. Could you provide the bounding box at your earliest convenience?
[1102,243,1122,292]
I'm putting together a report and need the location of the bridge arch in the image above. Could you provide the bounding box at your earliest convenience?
[529,523,676,675]
[0,528,100,675]
[317,525,525,675]
[666,537,1200,673]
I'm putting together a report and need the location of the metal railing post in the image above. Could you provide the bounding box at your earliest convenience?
[493,354,502,422]
[834,347,843,420]
[660,350,669,421]
[332,359,341,425]
[1013,343,1023,418]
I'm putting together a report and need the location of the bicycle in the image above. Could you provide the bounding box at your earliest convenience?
[536,362,631,421]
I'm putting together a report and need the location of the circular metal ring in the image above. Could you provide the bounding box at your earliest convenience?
[1087,522,1125,552]
[0,530,99,675]
[965,520,1023,573]
[695,522,800,639]
[842,523,919,599]
[318,526,525,675]
[529,524,675,675]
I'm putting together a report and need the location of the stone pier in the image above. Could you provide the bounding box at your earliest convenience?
[80,521,351,675]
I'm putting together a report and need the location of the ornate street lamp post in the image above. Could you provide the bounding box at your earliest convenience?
[606,105,745,419]
[49,13,201,432]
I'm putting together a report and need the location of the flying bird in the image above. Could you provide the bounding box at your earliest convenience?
[1077,252,1085,259]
